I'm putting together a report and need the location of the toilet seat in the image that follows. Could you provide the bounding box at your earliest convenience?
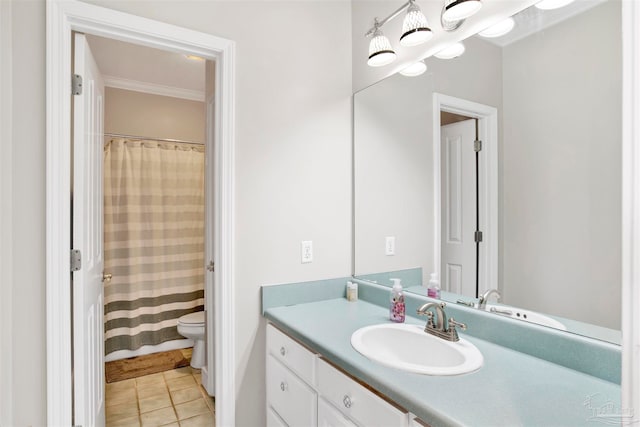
[178,311,204,326]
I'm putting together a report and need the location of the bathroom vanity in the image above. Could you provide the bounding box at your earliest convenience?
[262,278,621,427]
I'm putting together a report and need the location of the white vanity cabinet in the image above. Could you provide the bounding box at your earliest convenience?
[410,417,431,427]
[316,359,409,427]
[266,324,318,427]
[266,323,411,427]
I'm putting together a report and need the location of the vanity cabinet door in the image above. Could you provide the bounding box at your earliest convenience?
[267,324,317,385]
[318,397,358,427]
[266,354,317,427]
[267,406,289,427]
[317,359,409,427]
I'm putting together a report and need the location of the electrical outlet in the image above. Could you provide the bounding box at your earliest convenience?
[385,236,395,256]
[301,240,313,263]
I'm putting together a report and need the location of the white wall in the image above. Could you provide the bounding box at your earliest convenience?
[354,37,503,285]
[104,88,206,142]
[502,1,621,329]
[2,1,352,425]
[2,1,47,425]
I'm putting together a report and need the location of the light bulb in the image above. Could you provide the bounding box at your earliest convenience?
[434,42,465,59]
[478,17,515,38]
[399,61,427,77]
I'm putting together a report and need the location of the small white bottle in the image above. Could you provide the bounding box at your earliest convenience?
[346,281,358,302]
[427,273,441,299]
[389,278,405,323]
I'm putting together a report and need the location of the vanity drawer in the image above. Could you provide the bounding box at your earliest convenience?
[266,354,317,427]
[267,323,317,385]
[317,359,409,427]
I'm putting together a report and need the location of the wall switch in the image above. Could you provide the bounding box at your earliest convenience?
[385,236,395,256]
[301,240,313,263]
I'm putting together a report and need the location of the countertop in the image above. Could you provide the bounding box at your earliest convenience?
[264,297,621,427]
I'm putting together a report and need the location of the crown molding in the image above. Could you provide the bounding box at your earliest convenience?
[103,75,205,102]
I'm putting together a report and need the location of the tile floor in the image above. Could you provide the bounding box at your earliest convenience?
[105,350,215,427]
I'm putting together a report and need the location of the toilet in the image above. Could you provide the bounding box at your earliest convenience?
[177,311,205,369]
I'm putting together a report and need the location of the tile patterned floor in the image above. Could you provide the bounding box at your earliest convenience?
[106,349,215,427]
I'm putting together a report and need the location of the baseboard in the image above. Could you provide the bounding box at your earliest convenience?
[201,366,214,396]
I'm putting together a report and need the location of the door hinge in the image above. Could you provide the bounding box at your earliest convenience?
[70,249,82,272]
[474,231,483,243]
[72,74,83,96]
[206,260,215,272]
[474,140,482,152]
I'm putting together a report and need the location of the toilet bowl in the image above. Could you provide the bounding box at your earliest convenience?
[177,311,205,369]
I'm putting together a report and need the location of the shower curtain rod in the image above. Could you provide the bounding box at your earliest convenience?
[104,132,204,145]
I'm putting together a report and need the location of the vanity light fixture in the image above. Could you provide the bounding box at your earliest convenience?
[442,0,482,22]
[399,60,427,77]
[367,23,397,67]
[478,17,515,38]
[400,1,433,47]
[535,0,576,10]
[434,42,465,59]
[365,1,432,67]
[185,54,204,61]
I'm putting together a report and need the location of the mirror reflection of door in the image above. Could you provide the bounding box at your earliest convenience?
[441,115,478,298]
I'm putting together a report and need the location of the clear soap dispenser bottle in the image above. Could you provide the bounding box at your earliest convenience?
[389,278,405,323]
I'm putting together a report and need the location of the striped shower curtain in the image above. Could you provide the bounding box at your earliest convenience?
[104,138,205,355]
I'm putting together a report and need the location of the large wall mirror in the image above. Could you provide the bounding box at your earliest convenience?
[353,0,621,344]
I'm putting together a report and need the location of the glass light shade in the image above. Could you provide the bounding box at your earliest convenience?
[399,61,427,77]
[535,0,575,10]
[434,42,465,59]
[478,17,515,38]
[400,3,433,47]
[368,28,397,67]
[442,0,482,21]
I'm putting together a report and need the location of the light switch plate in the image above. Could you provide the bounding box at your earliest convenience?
[385,236,395,256]
[301,240,313,263]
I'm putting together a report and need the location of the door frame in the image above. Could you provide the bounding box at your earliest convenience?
[432,93,498,297]
[0,0,13,424]
[622,0,640,421]
[46,1,236,426]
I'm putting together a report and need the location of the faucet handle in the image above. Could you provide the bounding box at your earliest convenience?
[448,317,467,331]
[416,307,436,329]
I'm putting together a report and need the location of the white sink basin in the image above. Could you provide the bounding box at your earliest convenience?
[485,304,566,330]
[350,323,483,376]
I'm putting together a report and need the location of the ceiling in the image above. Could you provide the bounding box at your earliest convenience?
[86,35,206,96]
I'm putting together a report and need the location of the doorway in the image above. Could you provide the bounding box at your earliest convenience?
[432,93,498,300]
[46,2,235,426]
[75,33,214,425]
[440,114,479,298]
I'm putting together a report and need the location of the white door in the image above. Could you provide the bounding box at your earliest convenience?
[441,119,477,297]
[72,32,106,427]
[203,60,216,396]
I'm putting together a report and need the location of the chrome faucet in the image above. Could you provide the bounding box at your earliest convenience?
[478,288,501,309]
[416,302,466,342]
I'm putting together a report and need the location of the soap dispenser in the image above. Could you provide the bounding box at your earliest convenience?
[427,273,441,299]
[389,278,405,323]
